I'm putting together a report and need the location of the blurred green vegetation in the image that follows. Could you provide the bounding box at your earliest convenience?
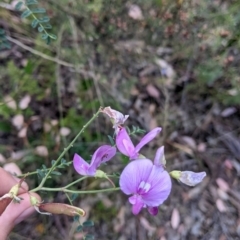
[0,0,239,193]
[0,0,240,238]
[0,0,239,187]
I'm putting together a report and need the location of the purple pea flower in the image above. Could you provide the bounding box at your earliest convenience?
[120,148,172,215]
[73,145,116,176]
[116,127,162,160]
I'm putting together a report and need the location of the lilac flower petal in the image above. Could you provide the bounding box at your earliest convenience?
[179,171,206,186]
[129,195,144,215]
[116,128,135,157]
[89,145,116,172]
[135,127,162,153]
[73,153,90,176]
[129,195,138,205]
[148,206,158,216]
[123,139,137,159]
[142,165,172,206]
[154,146,165,167]
[100,146,116,163]
[120,159,153,195]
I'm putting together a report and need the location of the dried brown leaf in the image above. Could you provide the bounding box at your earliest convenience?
[216,178,229,192]
[171,208,180,229]
[216,199,227,212]
[43,122,51,133]
[197,142,206,152]
[60,127,71,136]
[35,146,49,157]
[114,206,126,232]
[169,142,193,156]
[181,136,197,150]
[140,216,156,233]
[12,114,24,130]
[221,107,237,117]
[19,95,31,110]
[217,188,229,201]
[146,84,160,99]
[128,5,143,20]
[18,126,27,138]
[4,95,17,110]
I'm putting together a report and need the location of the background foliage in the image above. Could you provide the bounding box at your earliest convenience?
[0,0,240,239]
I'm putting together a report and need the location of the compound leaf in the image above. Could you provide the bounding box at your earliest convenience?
[31,8,46,13]
[15,1,23,10]
[21,9,32,18]
[31,19,39,28]
[26,0,38,5]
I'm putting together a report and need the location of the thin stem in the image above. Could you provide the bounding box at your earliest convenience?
[17,170,39,178]
[64,192,73,205]
[64,176,88,189]
[17,161,73,178]
[31,187,120,194]
[107,174,120,178]
[7,36,82,68]
[106,176,115,188]
[31,109,101,192]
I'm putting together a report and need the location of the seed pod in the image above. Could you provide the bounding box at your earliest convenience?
[39,203,86,217]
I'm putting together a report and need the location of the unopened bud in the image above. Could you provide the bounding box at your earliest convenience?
[95,170,107,178]
[170,170,206,186]
[39,203,86,217]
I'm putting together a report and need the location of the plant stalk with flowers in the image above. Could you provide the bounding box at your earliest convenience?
[0,106,206,235]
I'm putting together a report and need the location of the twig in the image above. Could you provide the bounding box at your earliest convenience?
[6,36,83,68]
[162,84,170,141]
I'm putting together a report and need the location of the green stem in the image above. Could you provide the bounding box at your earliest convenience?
[31,187,120,194]
[64,176,88,189]
[25,6,49,37]
[17,170,40,178]
[32,109,101,192]
[64,192,73,205]
[17,161,72,178]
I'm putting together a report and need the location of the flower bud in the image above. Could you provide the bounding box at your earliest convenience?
[170,170,206,186]
[95,169,107,178]
[39,203,86,217]
[95,170,115,187]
